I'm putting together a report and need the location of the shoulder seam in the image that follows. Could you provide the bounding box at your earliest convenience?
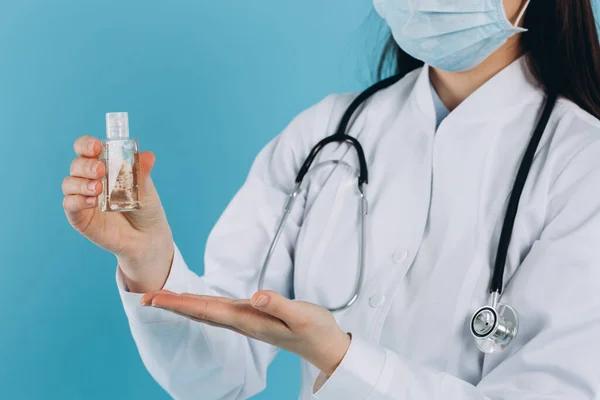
[549,135,599,192]
[555,98,600,129]
[546,101,599,190]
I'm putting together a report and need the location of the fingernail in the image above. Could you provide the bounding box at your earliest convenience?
[86,197,96,205]
[87,140,95,153]
[140,299,149,306]
[91,162,99,174]
[253,295,268,307]
[87,181,97,192]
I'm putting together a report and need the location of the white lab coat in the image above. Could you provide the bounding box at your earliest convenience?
[117,57,600,399]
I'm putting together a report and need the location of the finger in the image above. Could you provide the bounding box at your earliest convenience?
[168,308,250,337]
[140,290,176,305]
[180,293,237,304]
[140,289,239,335]
[149,293,289,340]
[182,314,248,336]
[74,136,102,158]
[139,151,156,183]
[251,290,305,328]
[70,157,106,179]
[150,293,236,323]
[150,293,267,330]
[63,194,97,212]
[141,291,235,306]
[140,292,245,335]
[123,151,164,230]
[142,292,240,332]
[176,302,283,339]
[62,176,101,196]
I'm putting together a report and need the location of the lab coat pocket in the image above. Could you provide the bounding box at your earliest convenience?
[293,167,363,311]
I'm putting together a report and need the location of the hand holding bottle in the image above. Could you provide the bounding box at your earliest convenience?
[62,134,174,293]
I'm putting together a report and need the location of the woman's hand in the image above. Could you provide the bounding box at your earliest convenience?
[141,290,351,375]
[62,135,174,293]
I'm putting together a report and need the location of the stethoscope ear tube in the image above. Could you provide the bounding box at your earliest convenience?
[294,74,403,188]
[262,75,403,312]
[295,135,370,186]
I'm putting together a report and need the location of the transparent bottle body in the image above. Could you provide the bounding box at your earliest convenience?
[99,138,142,212]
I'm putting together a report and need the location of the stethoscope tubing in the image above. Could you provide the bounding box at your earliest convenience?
[258,73,558,354]
[490,91,558,295]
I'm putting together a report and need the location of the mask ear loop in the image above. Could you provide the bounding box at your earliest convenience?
[515,0,531,27]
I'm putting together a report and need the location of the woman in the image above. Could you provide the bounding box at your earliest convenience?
[62,0,600,398]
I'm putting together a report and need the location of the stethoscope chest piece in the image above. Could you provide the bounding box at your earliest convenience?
[470,303,518,354]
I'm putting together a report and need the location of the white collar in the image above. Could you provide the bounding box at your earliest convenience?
[410,56,544,125]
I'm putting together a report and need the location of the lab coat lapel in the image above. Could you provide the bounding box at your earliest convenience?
[334,68,438,341]
[438,56,541,128]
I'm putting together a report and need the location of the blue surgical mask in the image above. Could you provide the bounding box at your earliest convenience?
[374,0,530,72]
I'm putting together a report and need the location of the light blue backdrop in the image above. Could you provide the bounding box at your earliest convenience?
[0,1,383,399]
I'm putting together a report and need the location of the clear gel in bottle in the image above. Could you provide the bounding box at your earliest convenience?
[99,112,142,212]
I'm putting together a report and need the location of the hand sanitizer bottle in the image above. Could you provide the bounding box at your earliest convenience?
[99,112,142,212]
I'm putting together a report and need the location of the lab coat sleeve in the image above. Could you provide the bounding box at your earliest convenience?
[314,137,600,399]
[116,94,350,400]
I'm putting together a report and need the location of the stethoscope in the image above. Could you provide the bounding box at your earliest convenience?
[258,73,558,354]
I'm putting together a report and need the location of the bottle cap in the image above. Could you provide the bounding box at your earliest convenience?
[106,112,129,139]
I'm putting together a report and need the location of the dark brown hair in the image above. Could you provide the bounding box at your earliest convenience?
[377,1,600,119]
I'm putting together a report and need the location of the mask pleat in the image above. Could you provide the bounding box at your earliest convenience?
[427,31,513,70]
[408,0,496,13]
[375,0,522,72]
[398,10,498,37]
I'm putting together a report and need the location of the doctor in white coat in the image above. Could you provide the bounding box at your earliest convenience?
[63,0,600,398]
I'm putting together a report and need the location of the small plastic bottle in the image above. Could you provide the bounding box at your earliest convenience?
[99,112,142,212]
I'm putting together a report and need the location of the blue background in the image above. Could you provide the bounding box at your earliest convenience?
[0,1,385,399]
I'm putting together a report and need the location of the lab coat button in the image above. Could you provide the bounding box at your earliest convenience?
[369,294,386,308]
[392,250,408,264]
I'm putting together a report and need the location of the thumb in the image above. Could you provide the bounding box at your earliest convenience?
[126,151,167,230]
[251,290,305,326]
[139,151,156,182]
[138,151,159,202]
